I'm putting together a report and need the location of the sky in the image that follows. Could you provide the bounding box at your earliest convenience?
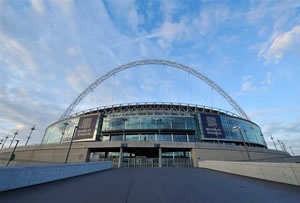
[0,0,300,155]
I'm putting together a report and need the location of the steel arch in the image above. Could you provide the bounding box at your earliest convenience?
[60,59,249,120]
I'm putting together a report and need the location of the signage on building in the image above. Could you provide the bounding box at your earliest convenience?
[74,115,98,140]
[200,114,225,139]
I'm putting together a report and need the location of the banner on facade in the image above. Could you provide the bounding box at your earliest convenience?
[74,115,98,140]
[200,114,225,139]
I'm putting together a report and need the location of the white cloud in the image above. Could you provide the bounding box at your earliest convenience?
[260,25,300,62]
[66,64,96,93]
[31,0,45,15]
[0,34,38,74]
[52,0,73,16]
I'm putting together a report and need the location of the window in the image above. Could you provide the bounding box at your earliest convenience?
[140,134,156,141]
[157,134,171,141]
[173,134,187,142]
[188,134,197,142]
[125,134,140,141]
[110,135,123,141]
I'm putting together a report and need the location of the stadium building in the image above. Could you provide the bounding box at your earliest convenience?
[0,60,290,167]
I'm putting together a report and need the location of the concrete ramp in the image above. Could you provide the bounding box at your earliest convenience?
[0,168,300,203]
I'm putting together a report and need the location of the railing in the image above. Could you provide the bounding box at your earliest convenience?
[90,158,119,168]
[162,158,193,168]
[89,157,193,168]
[122,158,159,168]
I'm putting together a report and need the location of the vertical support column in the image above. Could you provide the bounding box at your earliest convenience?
[118,147,123,168]
[159,147,162,168]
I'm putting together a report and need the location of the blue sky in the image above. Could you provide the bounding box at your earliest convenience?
[0,0,300,154]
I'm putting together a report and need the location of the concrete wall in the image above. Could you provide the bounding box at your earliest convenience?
[0,143,90,166]
[198,160,300,186]
[191,145,289,167]
[0,141,290,167]
[0,161,112,192]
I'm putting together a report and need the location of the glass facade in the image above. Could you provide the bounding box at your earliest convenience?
[42,117,79,144]
[102,116,196,131]
[42,108,266,147]
[219,115,266,145]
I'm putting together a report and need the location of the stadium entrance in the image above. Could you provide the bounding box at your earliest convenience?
[89,147,193,168]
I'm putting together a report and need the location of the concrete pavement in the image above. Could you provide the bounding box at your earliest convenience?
[0,168,299,203]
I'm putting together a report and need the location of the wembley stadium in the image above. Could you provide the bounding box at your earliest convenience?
[0,60,290,167]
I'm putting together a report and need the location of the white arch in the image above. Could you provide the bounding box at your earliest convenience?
[60,59,249,120]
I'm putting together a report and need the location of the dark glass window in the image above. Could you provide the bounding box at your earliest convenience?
[110,135,123,141]
[125,134,140,141]
[140,134,156,141]
[173,134,187,142]
[188,134,197,142]
[157,134,171,141]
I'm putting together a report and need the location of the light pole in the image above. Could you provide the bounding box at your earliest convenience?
[25,125,36,146]
[7,140,19,167]
[1,135,9,150]
[65,126,79,164]
[9,131,18,148]
[232,126,251,161]
[60,123,69,143]
[270,136,277,150]
[122,118,127,141]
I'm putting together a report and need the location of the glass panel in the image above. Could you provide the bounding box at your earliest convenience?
[107,152,120,158]
[42,117,79,144]
[110,135,123,141]
[125,134,140,141]
[140,134,156,141]
[188,134,197,142]
[157,134,171,141]
[101,116,196,132]
[173,134,187,142]
[102,135,110,142]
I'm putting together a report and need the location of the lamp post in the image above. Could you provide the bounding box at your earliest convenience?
[1,135,9,150]
[122,118,127,141]
[270,136,277,150]
[9,131,18,148]
[7,140,19,167]
[60,123,69,143]
[232,126,251,161]
[25,125,36,146]
[65,126,79,164]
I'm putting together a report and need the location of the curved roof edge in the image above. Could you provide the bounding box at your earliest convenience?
[66,102,242,120]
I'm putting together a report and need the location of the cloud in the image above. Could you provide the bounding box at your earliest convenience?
[31,0,45,15]
[66,64,96,93]
[52,0,73,16]
[0,34,39,75]
[259,25,300,62]
[157,20,186,48]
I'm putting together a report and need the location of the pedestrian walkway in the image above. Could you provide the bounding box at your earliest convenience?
[0,168,299,203]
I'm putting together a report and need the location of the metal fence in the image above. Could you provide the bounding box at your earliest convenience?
[89,157,193,168]
[162,158,193,168]
[122,158,159,168]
